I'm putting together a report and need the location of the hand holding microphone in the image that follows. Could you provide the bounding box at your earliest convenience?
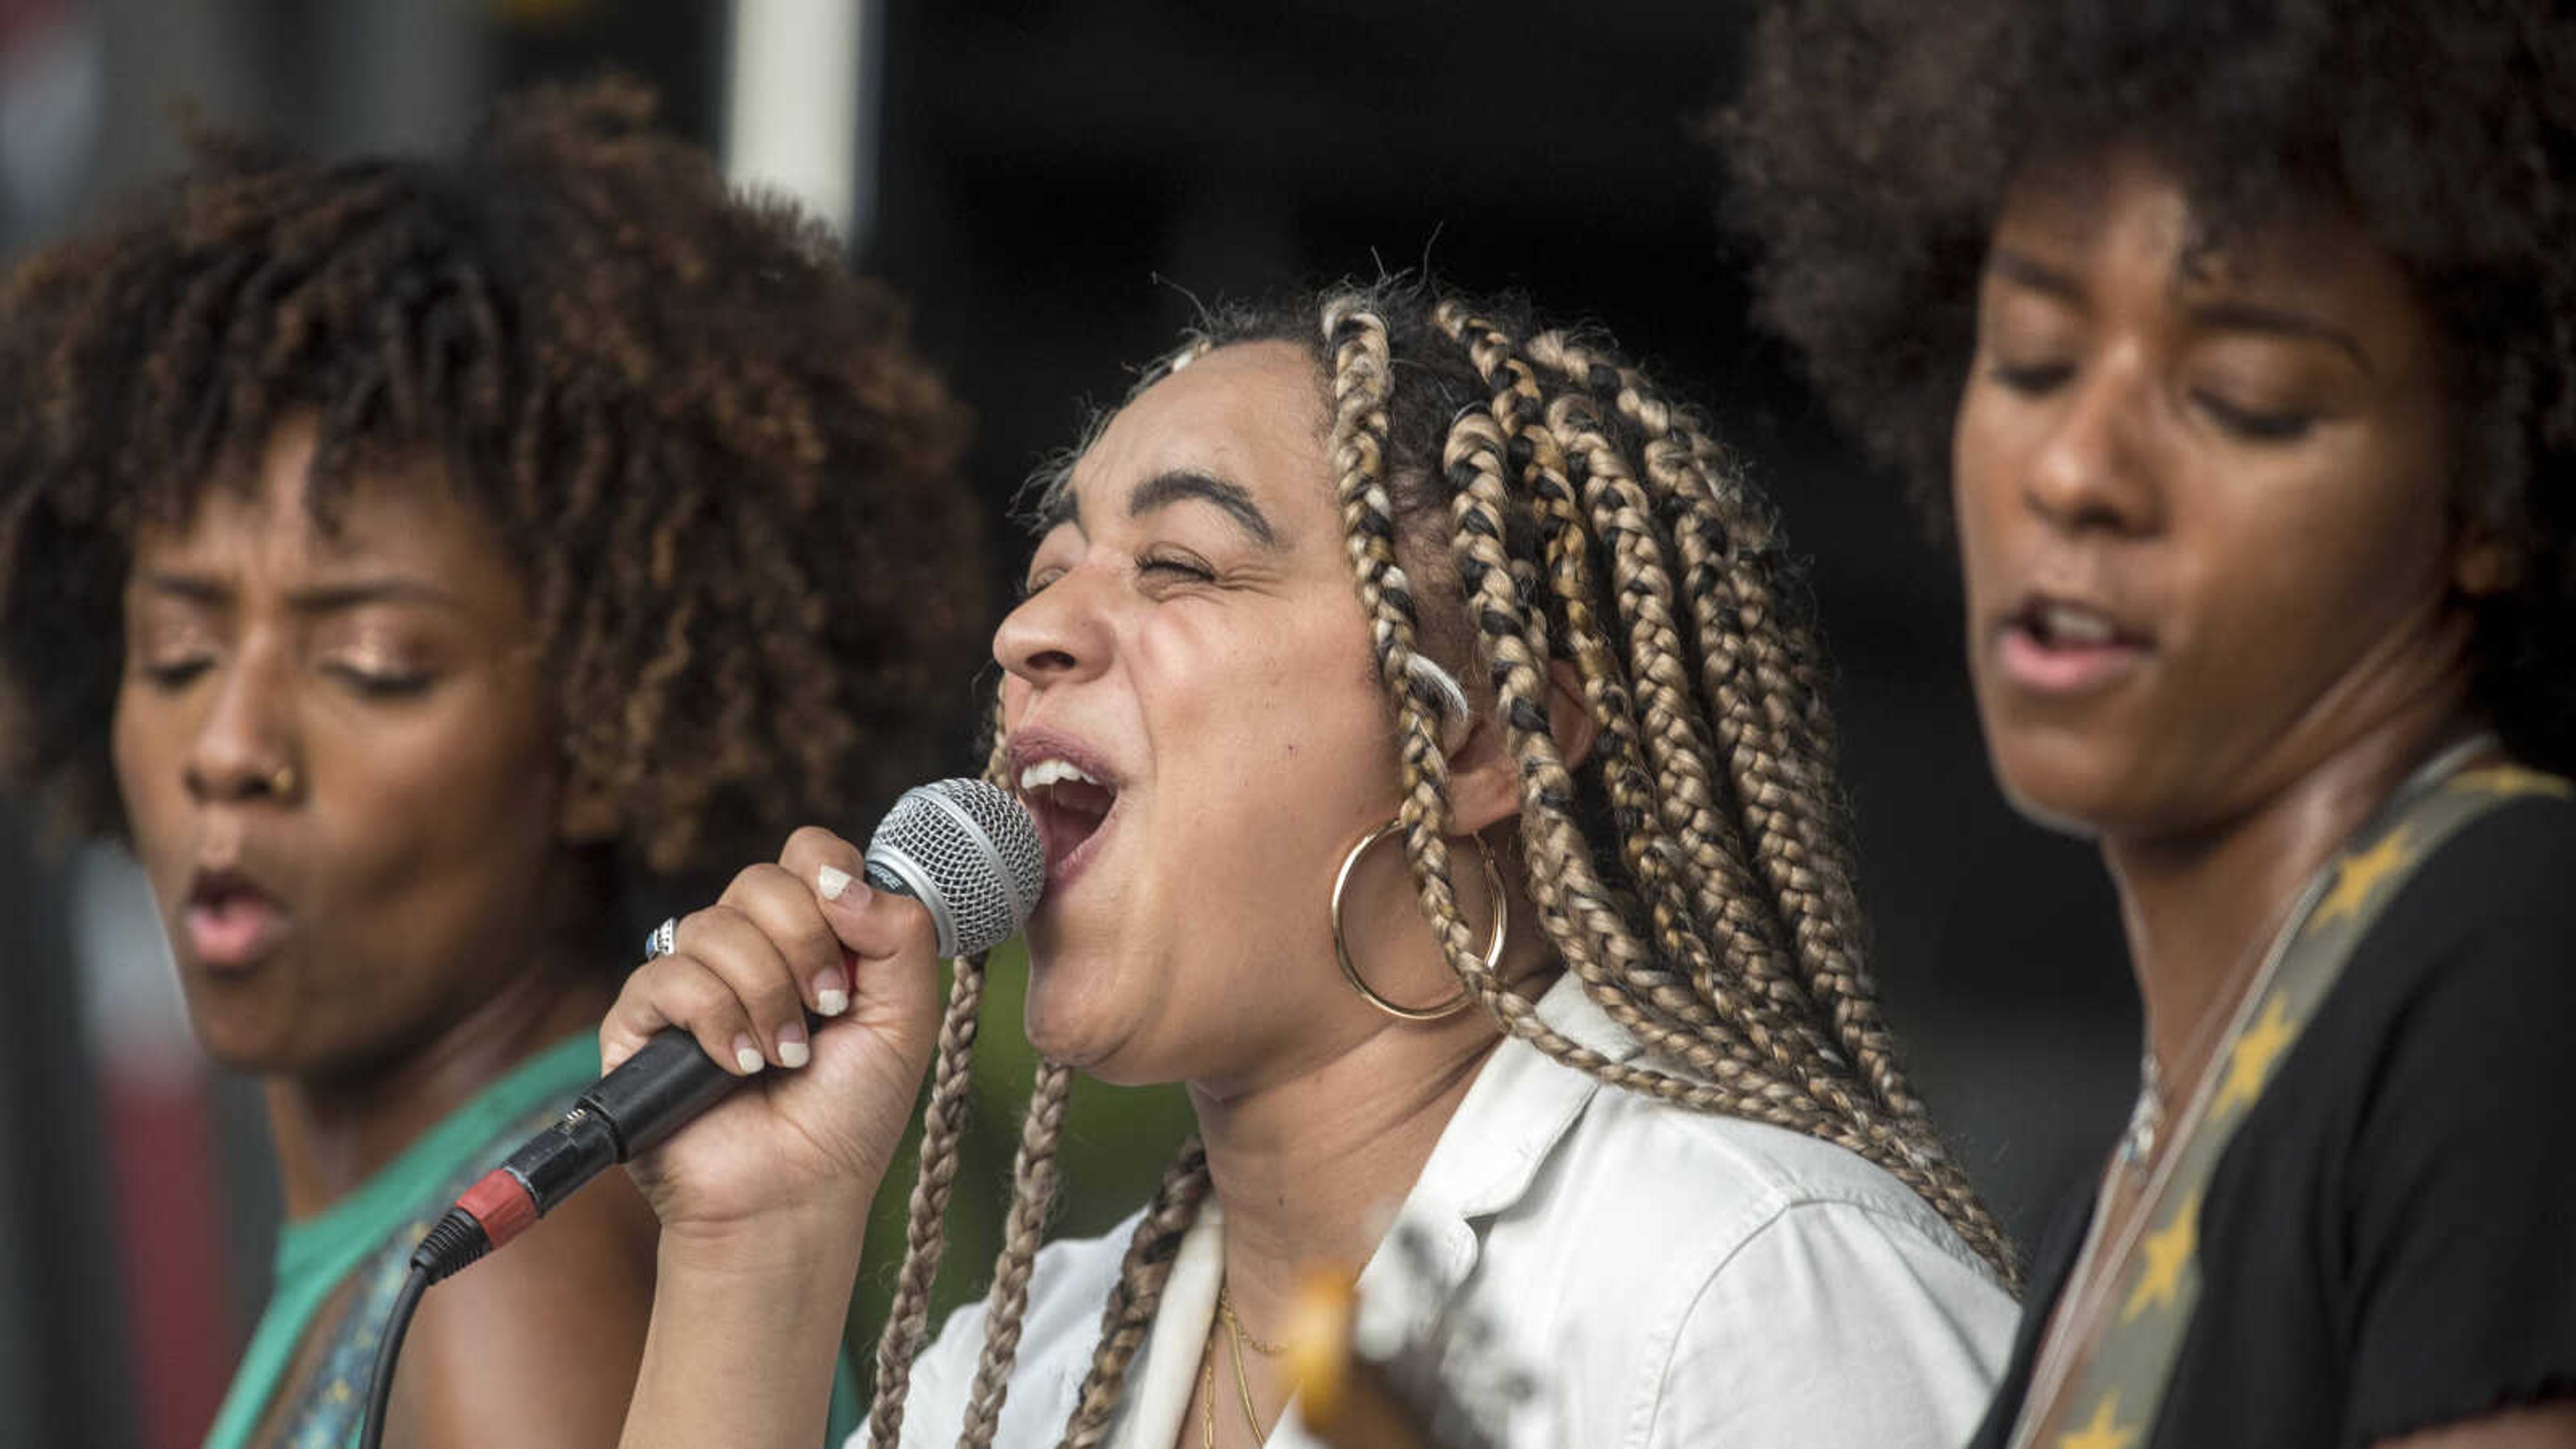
[599,824,947,1239]
[356,782,1040,1449]
[605,778,1043,1242]
[415,780,1043,1277]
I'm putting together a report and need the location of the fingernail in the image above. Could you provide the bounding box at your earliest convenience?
[777,1026,810,1069]
[817,864,854,901]
[815,971,849,1017]
[733,1037,765,1074]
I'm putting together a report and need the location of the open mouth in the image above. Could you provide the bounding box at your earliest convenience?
[1016,755,1121,886]
[1997,596,2151,693]
[182,868,291,972]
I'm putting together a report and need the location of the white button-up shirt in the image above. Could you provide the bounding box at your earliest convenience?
[871,975,2016,1448]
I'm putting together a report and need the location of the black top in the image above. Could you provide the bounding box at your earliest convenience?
[1971,792,2576,1448]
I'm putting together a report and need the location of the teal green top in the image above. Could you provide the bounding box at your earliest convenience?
[203,1030,861,1448]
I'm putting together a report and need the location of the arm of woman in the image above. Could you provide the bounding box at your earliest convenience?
[2380,1405,2576,1449]
[618,1199,871,1449]
[598,827,945,1449]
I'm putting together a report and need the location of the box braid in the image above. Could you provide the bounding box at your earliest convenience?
[870,278,2015,1449]
[868,710,1098,1449]
[1521,330,1926,1124]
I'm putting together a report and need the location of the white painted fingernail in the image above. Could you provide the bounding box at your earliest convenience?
[778,1037,810,1069]
[817,985,849,1016]
[733,1038,765,1074]
[817,864,853,901]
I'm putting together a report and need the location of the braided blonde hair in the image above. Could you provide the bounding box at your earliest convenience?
[869,278,2015,1449]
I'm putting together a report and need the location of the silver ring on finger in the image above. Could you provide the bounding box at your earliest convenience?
[644,916,678,961]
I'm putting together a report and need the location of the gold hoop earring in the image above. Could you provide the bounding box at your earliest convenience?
[1329,819,1507,1022]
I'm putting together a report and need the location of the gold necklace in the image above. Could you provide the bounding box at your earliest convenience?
[1199,1340,1218,1449]
[1221,1284,1272,1433]
[1219,1287,1287,1355]
[1217,1285,1281,1440]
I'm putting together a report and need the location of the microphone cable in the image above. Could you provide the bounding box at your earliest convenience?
[360,1203,492,1449]
[361,1269,429,1449]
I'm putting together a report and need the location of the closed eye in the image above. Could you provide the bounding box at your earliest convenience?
[1136,549,1216,583]
[138,658,212,690]
[1989,360,2074,395]
[2192,391,2315,443]
[324,663,435,699]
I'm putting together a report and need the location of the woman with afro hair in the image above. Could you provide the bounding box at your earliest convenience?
[0,80,979,1448]
[1727,1,2576,1445]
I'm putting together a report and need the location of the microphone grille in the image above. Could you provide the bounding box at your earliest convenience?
[864,779,1044,958]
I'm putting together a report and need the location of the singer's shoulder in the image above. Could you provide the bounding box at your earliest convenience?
[1486,973,2000,1283]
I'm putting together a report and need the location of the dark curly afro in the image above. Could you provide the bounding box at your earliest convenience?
[0,78,984,878]
[1720,0,2576,772]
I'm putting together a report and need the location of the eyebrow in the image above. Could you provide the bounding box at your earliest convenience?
[1128,469,1280,548]
[2182,299,2374,376]
[1986,246,2083,303]
[138,572,468,614]
[1986,246,2375,376]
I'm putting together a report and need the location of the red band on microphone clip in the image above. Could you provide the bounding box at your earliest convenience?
[456,1169,540,1252]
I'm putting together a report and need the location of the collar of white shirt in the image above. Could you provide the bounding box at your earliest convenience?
[1112,972,1639,1449]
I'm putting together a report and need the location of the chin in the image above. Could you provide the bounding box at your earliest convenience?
[1019,952,1140,1081]
[1986,732,2119,841]
[178,1001,299,1075]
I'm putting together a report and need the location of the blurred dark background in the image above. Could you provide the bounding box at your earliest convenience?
[0,2,2135,1444]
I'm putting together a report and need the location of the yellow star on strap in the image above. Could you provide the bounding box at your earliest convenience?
[2311,825,2414,930]
[2058,1392,2139,1449]
[2211,993,2297,1120]
[2122,1188,2202,1322]
[2451,763,2573,800]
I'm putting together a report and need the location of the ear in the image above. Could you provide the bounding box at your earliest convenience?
[2452,524,2518,598]
[1443,657,1597,835]
[557,771,621,845]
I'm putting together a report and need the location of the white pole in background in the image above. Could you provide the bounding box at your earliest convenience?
[723,0,875,248]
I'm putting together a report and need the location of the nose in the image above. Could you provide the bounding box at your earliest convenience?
[2021,354,2161,537]
[992,565,1114,690]
[182,657,302,806]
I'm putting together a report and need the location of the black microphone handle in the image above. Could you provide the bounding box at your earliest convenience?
[491,859,921,1219]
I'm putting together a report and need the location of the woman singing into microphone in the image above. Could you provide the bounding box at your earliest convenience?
[0,81,978,1448]
[1726,1,2576,1443]
[606,279,2019,1449]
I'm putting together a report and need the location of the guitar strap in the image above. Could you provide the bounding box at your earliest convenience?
[2013,759,2573,1448]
